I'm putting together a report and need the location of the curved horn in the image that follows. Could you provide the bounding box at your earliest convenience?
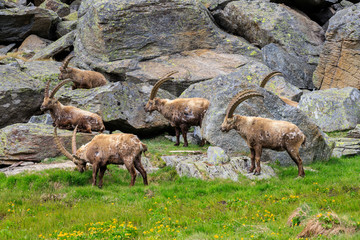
[49,79,73,98]
[62,55,74,69]
[72,125,78,155]
[149,71,178,100]
[44,80,50,98]
[53,126,78,163]
[225,90,264,118]
[259,71,283,88]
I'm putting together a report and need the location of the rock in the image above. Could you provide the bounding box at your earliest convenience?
[329,137,360,158]
[31,31,75,60]
[347,124,360,138]
[18,34,53,57]
[262,44,316,89]
[0,6,60,43]
[56,20,76,38]
[0,60,61,128]
[181,60,302,108]
[212,0,324,89]
[28,113,53,125]
[74,0,260,78]
[207,146,230,165]
[126,49,253,96]
[162,155,276,181]
[298,87,360,132]
[0,161,76,176]
[181,68,332,165]
[119,156,158,174]
[0,43,16,55]
[57,82,174,136]
[313,4,360,89]
[0,123,95,164]
[40,0,70,18]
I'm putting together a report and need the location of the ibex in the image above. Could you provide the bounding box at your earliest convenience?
[220,90,305,177]
[59,55,108,89]
[144,71,210,147]
[53,125,148,188]
[40,79,105,133]
[259,72,299,107]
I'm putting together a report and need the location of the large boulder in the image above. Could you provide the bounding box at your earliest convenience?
[313,4,360,89]
[0,60,61,128]
[298,87,360,132]
[57,82,174,136]
[0,6,60,43]
[31,31,75,60]
[126,49,256,96]
[0,123,95,164]
[181,69,332,166]
[212,0,324,89]
[74,0,260,77]
[39,0,70,18]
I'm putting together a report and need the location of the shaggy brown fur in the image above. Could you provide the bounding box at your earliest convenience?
[41,80,105,133]
[220,90,305,177]
[59,55,108,89]
[260,71,299,107]
[145,71,210,147]
[53,126,148,188]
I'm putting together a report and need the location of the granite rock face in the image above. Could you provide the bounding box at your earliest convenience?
[0,123,95,164]
[298,87,360,132]
[314,4,360,89]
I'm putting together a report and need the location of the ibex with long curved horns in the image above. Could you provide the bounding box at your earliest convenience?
[59,55,108,89]
[259,72,299,107]
[144,71,210,147]
[40,79,105,133]
[53,125,148,188]
[220,90,305,177]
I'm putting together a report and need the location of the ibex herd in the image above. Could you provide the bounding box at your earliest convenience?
[43,55,306,187]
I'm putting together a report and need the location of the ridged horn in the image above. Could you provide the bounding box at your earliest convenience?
[53,126,77,163]
[149,71,178,100]
[62,55,74,69]
[225,90,264,118]
[44,80,50,98]
[72,125,78,155]
[259,71,283,88]
[49,79,73,98]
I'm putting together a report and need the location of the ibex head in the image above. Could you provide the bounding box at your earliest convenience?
[220,90,264,132]
[144,71,178,113]
[59,55,75,80]
[53,125,87,172]
[40,79,72,111]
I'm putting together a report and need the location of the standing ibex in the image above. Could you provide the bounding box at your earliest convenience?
[59,55,108,89]
[259,72,299,107]
[144,71,210,147]
[220,90,306,177]
[53,126,148,188]
[41,79,105,133]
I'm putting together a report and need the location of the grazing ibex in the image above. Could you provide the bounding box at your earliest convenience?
[54,126,148,188]
[144,71,210,147]
[220,90,305,177]
[40,79,105,133]
[59,55,108,89]
[260,72,299,107]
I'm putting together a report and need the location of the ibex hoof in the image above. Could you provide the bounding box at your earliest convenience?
[174,143,180,146]
[183,144,188,147]
[253,171,261,176]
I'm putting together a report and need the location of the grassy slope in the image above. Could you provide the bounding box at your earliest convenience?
[0,137,359,240]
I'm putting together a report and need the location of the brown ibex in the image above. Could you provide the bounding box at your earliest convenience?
[144,71,210,147]
[40,79,105,133]
[54,126,148,188]
[59,55,108,89]
[220,90,305,177]
[260,72,299,107]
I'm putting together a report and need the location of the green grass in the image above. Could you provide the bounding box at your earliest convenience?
[0,154,359,239]
[325,130,349,138]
